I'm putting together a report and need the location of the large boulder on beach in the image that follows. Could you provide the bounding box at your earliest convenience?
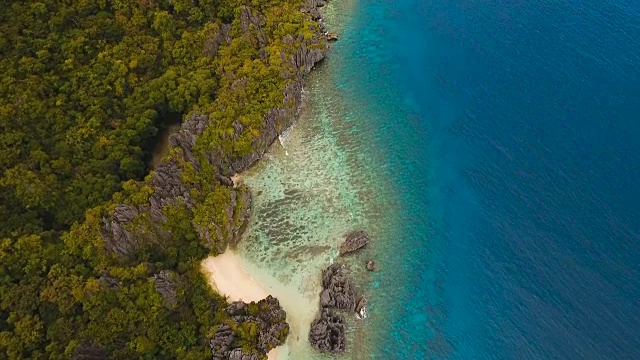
[309,309,346,353]
[339,230,370,255]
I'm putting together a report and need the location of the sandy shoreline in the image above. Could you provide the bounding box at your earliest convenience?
[201,251,281,360]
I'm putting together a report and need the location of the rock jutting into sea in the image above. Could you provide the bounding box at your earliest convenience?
[355,296,367,317]
[366,259,376,271]
[339,230,371,255]
[309,309,346,352]
[309,263,364,352]
[320,263,356,309]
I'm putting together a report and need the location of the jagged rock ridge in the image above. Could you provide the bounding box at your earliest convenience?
[309,263,362,353]
[209,296,289,359]
[339,230,370,255]
[99,6,329,260]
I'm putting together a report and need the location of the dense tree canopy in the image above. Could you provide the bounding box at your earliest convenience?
[0,0,323,358]
[0,0,222,234]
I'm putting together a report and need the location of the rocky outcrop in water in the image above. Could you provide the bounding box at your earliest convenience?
[366,259,376,271]
[309,309,345,352]
[320,263,356,310]
[309,263,363,353]
[355,296,367,317]
[210,296,289,359]
[339,230,370,255]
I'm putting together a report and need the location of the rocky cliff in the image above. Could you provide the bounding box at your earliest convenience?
[99,4,328,261]
[95,1,330,358]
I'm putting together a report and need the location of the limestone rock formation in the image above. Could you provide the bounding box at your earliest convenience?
[210,296,289,359]
[366,259,376,271]
[355,296,367,318]
[305,0,328,21]
[98,274,120,290]
[309,263,363,353]
[320,263,356,310]
[209,325,237,359]
[339,230,370,255]
[152,270,180,307]
[309,309,345,353]
[99,14,327,258]
[228,349,260,360]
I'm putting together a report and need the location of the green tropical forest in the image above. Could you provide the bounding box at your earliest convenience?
[0,0,325,358]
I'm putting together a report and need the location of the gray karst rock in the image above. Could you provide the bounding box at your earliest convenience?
[152,270,180,307]
[307,0,327,8]
[209,325,237,359]
[366,259,376,271]
[216,174,234,187]
[355,296,367,315]
[304,0,328,22]
[339,230,370,255]
[149,160,193,220]
[229,296,289,353]
[309,309,346,353]
[228,349,260,360]
[204,22,232,58]
[98,274,119,290]
[326,32,338,41]
[210,296,289,359]
[320,263,356,310]
[100,204,139,258]
[310,259,368,352]
[239,6,268,47]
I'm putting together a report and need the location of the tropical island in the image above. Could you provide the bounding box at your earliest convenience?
[0,0,330,358]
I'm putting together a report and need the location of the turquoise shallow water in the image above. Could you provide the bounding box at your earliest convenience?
[235,1,403,357]
[239,0,640,358]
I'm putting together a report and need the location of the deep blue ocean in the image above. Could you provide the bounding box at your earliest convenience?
[335,0,640,358]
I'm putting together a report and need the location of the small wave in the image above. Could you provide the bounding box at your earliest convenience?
[356,306,368,320]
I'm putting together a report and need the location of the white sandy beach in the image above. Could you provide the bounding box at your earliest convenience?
[201,251,281,360]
